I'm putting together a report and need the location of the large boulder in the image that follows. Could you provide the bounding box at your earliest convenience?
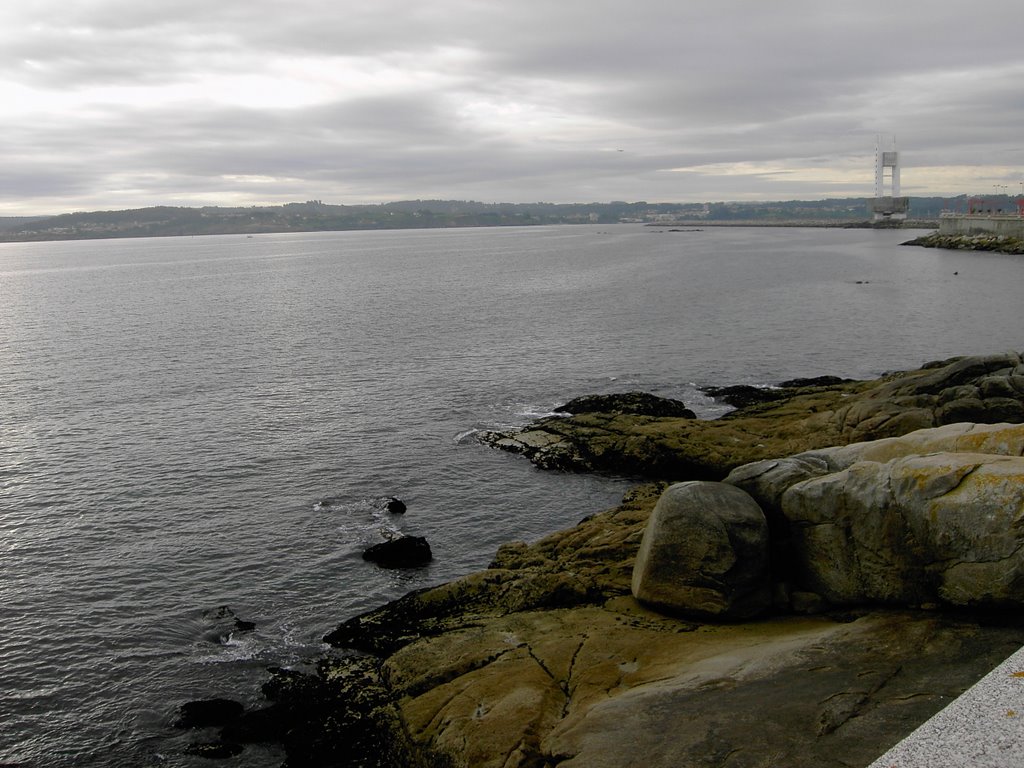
[631,482,770,619]
[782,451,1024,607]
[726,422,1024,522]
[726,422,1024,608]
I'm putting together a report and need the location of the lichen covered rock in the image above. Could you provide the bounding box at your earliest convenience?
[727,422,1024,609]
[783,451,1024,607]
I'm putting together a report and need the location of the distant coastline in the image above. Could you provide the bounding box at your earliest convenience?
[0,196,961,243]
[649,218,939,229]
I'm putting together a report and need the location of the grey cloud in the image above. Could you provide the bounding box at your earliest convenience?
[2,0,1023,213]
[0,165,97,201]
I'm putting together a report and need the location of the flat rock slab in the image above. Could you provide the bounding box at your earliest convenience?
[382,602,1024,768]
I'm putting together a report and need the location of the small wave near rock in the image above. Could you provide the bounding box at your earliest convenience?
[201,606,256,646]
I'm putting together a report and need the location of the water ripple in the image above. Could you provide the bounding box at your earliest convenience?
[1,226,1021,765]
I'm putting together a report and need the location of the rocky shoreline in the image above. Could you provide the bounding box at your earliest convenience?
[175,352,1024,766]
[902,232,1024,254]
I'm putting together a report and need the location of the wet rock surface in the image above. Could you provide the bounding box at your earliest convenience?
[555,391,696,418]
[174,698,245,729]
[362,535,433,568]
[479,352,1024,478]
[201,605,256,645]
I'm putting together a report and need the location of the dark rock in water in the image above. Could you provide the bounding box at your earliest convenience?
[188,661,416,765]
[556,391,696,418]
[386,496,407,514]
[235,658,414,767]
[221,705,287,744]
[174,698,245,729]
[201,606,255,644]
[704,377,856,410]
[701,384,789,409]
[776,375,855,388]
[363,536,432,568]
[184,740,243,759]
[262,666,325,703]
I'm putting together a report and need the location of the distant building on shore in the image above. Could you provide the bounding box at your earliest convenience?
[939,196,1024,237]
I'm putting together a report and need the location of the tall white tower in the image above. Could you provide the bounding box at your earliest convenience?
[875,135,901,198]
[870,135,908,223]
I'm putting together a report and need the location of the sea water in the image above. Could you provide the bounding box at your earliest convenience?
[1,224,1021,766]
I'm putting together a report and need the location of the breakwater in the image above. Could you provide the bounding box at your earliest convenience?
[903,231,1024,254]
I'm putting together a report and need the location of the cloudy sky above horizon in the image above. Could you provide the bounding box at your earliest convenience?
[2,0,1023,215]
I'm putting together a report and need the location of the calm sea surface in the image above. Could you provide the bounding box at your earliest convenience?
[1,224,1022,766]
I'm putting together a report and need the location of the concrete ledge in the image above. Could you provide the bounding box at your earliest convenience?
[938,213,1024,237]
[869,645,1024,767]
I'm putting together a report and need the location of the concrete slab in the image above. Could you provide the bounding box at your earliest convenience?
[869,645,1024,768]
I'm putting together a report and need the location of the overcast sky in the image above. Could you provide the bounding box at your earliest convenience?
[2,0,1023,215]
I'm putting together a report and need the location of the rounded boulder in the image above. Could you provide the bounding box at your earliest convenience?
[631,481,771,620]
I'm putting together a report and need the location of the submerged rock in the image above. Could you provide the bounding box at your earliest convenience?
[174,698,244,729]
[213,658,425,767]
[183,740,243,759]
[386,496,407,514]
[201,606,255,644]
[700,383,791,409]
[363,535,433,568]
[702,376,856,410]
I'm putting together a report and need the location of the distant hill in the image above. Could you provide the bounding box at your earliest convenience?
[0,216,48,232]
[0,196,968,243]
